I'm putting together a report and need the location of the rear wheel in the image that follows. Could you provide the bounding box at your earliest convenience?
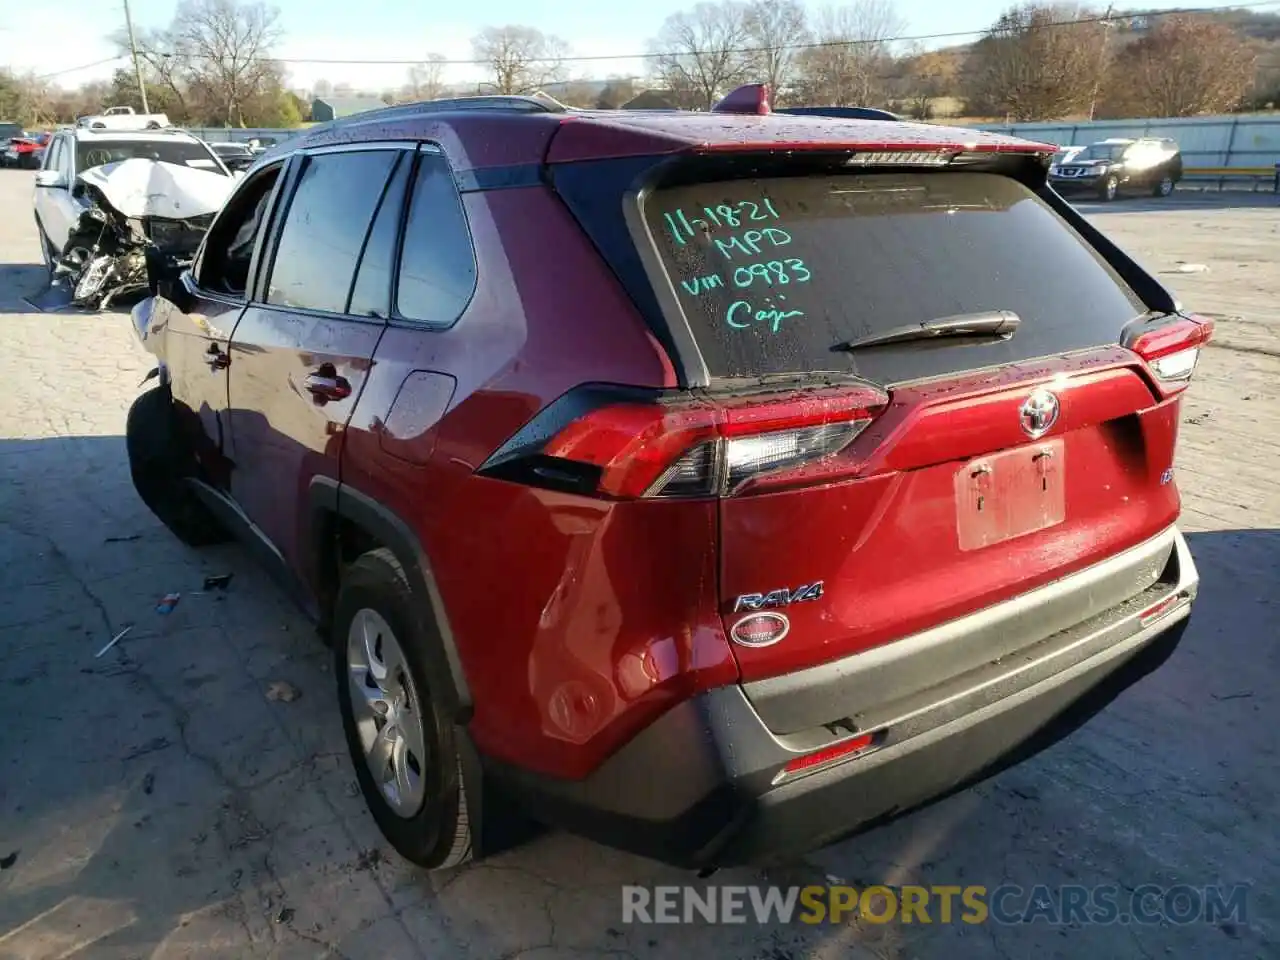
[126,385,230,546]
[1154,176,1175,198]
[335,548,476,870]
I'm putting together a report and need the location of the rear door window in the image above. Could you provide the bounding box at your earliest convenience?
[645,171,1146,385]
[266,150,398,314]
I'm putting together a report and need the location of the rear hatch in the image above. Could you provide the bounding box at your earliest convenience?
[546,142,1210,685]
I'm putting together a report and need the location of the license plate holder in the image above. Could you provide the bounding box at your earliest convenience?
[956,439,1065,551]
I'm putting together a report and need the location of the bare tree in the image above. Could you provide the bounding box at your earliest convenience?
[794,1,906,107]
[744,0,809,105]
[404,53,447,101]
[897,48,961,119]
[1102,15,1257,117]
[471,25,570,94]
[649,2,752,110]
[173,0,284,126]
[121,0,284,126]
[965,3,1108,121]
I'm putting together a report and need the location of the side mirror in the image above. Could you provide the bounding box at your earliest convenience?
[147,247,196,313]
[34,169,67,189]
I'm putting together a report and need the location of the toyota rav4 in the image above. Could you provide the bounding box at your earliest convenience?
[126,86,1210,871]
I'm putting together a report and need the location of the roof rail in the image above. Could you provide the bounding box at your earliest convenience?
[776,105,901,122]
[328,94,567,129]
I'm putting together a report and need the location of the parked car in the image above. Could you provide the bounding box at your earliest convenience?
[1048,137,1183,201]
[125,87,1209,872]
[76,106,172,130]
[5,131,52,169]
[33,126,233,305]
[208,140,255,172]
[0,122,25,165]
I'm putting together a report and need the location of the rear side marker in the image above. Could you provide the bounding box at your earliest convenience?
[773,732,882,785]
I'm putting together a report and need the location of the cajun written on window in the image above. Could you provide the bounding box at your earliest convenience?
[644,171,1146,383]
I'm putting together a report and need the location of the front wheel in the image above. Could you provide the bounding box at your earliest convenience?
[335,548,476,870]
[1099,176,1119,202]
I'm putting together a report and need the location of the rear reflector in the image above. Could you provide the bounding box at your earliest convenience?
[1126,314,1215,393]
[1139,590,1192,627]
[485,384,889,500]
[774,732,879,784]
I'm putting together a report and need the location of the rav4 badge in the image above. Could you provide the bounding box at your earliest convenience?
[733,581,824,613]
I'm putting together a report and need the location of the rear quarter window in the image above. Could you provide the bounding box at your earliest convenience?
[644,171,1147,384]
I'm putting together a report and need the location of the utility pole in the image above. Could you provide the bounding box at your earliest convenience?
[1088,3,1114,122]
[123,0,151,114]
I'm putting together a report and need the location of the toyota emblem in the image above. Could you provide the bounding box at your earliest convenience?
[1019,389,1060,439]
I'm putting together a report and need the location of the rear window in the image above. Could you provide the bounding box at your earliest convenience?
[644,171,1146,384]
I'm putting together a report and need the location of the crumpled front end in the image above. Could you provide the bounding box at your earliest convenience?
[56,159,230,310]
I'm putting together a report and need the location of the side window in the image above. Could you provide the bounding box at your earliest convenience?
[395,155,476,325]
[266,150,398,314]
[196,164,283,297]
[56,139,72,177]
[43,138,60,171]
[347,154,412,319]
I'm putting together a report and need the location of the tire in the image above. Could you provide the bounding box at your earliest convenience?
[1154,176,1175,198]
[334,548,475,870]
[1099,176,1119,202]
[126,385,230,546]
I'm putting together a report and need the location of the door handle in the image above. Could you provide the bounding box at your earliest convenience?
[304,371,352,402]
[205,343,230,370]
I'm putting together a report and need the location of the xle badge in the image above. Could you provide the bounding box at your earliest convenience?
[733,581,824,612]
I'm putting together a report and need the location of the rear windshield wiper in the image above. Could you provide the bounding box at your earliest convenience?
[833,310,1021,351]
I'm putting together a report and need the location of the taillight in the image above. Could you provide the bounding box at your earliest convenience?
[1126,313,1214,393]
[480,384,889,499]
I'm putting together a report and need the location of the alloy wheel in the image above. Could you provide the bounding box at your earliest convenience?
[346,608,429,818]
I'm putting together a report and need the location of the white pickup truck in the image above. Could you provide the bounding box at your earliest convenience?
[76,106,172,131]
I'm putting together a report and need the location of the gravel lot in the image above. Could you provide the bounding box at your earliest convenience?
[1,171,1277,960]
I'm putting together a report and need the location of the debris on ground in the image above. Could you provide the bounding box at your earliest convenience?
[274,907,295,924]
[1171,262,1209,273]
[96,625,134,658]
[355,847,384,871]
[104,534,141,544]
[0,851,17,870]
[155,593,181,614]
[142,772,155,795]
[203,573,234,591]
[266,680,301,703]
[1184,410,1213,426]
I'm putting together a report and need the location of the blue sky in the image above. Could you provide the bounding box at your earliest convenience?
[1,0,1254,93]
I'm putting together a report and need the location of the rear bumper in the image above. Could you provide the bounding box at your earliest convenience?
[489,527,1199,868]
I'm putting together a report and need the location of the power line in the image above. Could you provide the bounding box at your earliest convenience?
[34,56,126,81]
[182,0,1280,66]
[28,0,1280,78]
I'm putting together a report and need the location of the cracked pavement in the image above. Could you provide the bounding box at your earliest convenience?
[1,172,1277,959]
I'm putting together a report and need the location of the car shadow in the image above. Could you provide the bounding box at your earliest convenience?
[0,264,49,312]
[1,428,1277,958]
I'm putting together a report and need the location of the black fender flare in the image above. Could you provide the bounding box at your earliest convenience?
[308,477,473,724]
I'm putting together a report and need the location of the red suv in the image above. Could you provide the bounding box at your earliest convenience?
[127,87,1209,871]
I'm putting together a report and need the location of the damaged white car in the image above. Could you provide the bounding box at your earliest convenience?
[32,128,235,309]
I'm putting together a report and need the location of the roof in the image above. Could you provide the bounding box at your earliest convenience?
[265,97,1055,173]
[312,96,388,117]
